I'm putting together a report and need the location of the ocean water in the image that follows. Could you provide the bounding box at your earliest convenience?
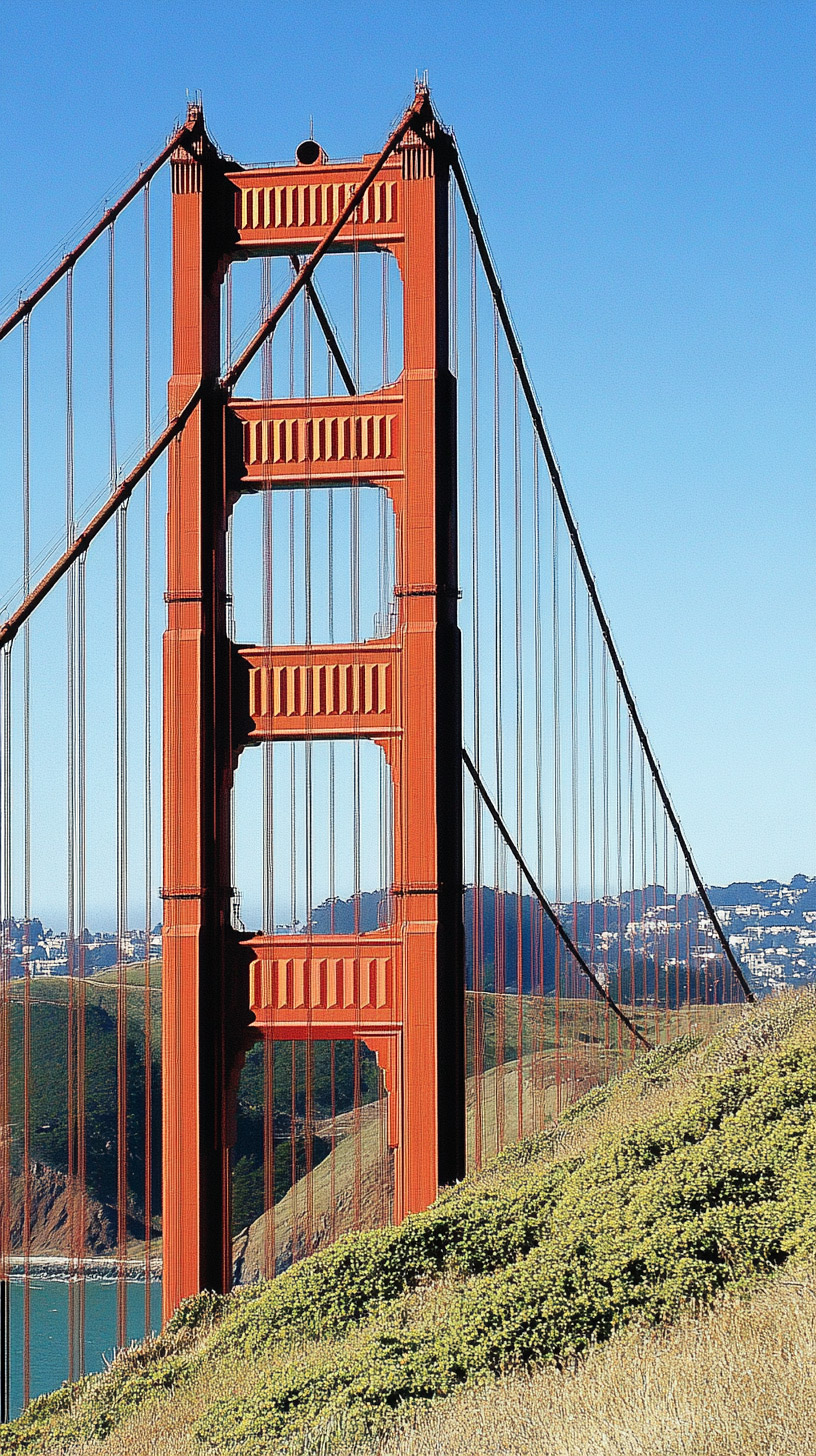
[9,1278,162,1419]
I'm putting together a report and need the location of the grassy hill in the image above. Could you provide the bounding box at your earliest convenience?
[4,987,816,1455]
[375,1265,816,1456]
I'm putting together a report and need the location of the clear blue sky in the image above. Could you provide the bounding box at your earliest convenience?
[1,0,813,888]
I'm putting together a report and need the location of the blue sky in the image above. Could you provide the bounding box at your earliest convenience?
[1,0,813,890]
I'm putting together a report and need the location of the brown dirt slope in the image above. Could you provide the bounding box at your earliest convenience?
[9,1163,145,1256]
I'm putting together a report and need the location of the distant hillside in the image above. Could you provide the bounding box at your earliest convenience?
[708,874,816,992]
[9,874,814,1260]
[6,986,816,1454]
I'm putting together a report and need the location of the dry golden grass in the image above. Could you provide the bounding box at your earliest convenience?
[377,1263,816,1456]
[56,1357,247,1456]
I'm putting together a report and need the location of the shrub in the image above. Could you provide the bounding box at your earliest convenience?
[195,1042,816,1449]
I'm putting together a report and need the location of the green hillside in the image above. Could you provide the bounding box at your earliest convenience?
[4,987,816,1454]
[5,967,382,1240]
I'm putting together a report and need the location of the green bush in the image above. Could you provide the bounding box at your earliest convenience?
[196,1043,816,1449]
[211,1162,570,1358]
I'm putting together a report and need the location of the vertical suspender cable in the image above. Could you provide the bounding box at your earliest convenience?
[286,273,300,1259]
[673,833,684,1030]
[615,680,624,1050]
[351,231,362,1230]
[569,546,579,1092]
[21,315,32,1407]
[512,376,524,1140]
[72,257,89,1375]
[682,846,691,1029]
[142,184,153,1330]
[627,716,636,1030]
[259,258,277,1280]
[685,859,693,1008]
[65,266,80,1382]
[587,599,598,1057]
[377,249,389,1218]
[326,386,338,1237]
[68,246,87,1376]
[551,492,562,1112]
[652,779,661,1037]
[76,541,87,1372]
[111,219,129,1350]
[662,803,670,1038]
[469,233,483,1167]
[0,642,11,1426]
[326,462,337,1238]
[531,439,545,1118]
[601,643,610,1053]
[639,744,650,1040]
[302,285,315,1257]
[491,304,505,1153]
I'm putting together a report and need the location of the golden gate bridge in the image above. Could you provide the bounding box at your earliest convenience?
[0,86,751,1416]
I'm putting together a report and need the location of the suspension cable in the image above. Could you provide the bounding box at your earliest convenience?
[446,141,750,1000]
[0,385,203,651]
[222,91,429,392]
[463,749,650,1050]
[290,254,356,395]
[0,119,199,345]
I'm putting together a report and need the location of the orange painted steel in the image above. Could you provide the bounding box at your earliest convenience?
[231,387,403,490]
[240,640,400,744]
[162,99,465,1319]
[161,110,244,1320]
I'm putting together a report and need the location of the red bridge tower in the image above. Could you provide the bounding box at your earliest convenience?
[162,100,465,1318]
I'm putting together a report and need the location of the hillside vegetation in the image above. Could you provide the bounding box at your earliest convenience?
[377,1264,816,1456]
[5,988,816,1455]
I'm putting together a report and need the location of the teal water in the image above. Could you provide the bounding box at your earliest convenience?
[10,1279,162,1419]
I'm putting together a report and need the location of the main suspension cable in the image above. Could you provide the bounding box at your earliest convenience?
[0,118,198,345]
[463,749,650,1050]
[222,91,429,393]
[446,140,750,1000]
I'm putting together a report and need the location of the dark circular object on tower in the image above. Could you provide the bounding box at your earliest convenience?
[296,139,322,166]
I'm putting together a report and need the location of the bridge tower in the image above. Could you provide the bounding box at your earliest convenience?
[162,101,465,1317]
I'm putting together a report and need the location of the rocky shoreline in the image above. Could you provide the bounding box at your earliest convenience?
[7,1256,162,1282]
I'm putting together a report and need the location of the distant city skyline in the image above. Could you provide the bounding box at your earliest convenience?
[6,873,816,997]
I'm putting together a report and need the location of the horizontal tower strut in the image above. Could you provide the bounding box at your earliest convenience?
[446,139,752,1004]
[463,748,651,1051]
[239,640,399,743]
[221,89,429,391]
[246,932,401,1036]
[229,387,402,491]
